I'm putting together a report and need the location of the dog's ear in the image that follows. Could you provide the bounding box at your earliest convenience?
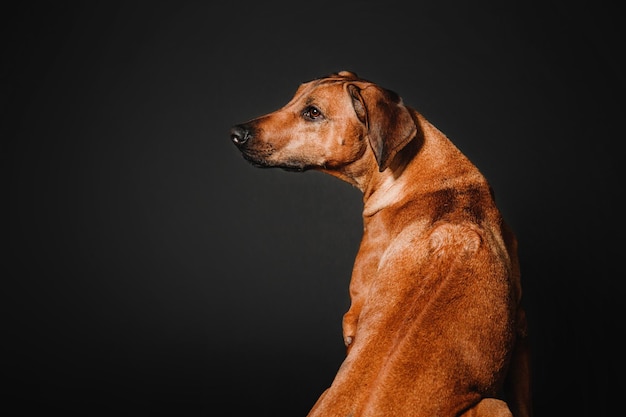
[347,84,417,171]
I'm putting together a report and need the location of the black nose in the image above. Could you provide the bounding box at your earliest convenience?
[230,125,251,146]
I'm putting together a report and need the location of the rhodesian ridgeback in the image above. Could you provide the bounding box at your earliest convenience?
[230,71,532,417]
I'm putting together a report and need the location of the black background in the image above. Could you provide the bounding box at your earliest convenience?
[4,1,621,416]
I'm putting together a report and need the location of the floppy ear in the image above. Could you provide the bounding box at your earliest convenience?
[347,83,417,171]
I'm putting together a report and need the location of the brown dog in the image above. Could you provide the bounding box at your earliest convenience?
[230,71,532,417]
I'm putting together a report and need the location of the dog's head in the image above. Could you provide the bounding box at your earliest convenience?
[230,71,418,179]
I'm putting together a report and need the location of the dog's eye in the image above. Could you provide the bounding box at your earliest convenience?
[303,106,323,120]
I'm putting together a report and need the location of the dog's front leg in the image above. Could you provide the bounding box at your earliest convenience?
[342,224,386,354]
[342,302,361,353]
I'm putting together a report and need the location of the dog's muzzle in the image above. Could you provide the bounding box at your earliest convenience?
[230,125,252,147]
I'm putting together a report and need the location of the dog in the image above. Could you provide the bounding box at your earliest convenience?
[230,71,532,417]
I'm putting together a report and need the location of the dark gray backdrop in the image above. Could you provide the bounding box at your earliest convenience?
[5,1,620,416]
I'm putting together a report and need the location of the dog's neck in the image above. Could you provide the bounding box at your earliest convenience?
[319,110,484,218]
[360,141,416,216]
[361,112,484,218]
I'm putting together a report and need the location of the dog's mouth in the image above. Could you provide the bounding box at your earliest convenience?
[239,148,312,172]
[240,150,270,167]
[244,154,311,172]
[231,127,316,172]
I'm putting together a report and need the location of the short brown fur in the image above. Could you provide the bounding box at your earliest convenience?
[230,71,532,417]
